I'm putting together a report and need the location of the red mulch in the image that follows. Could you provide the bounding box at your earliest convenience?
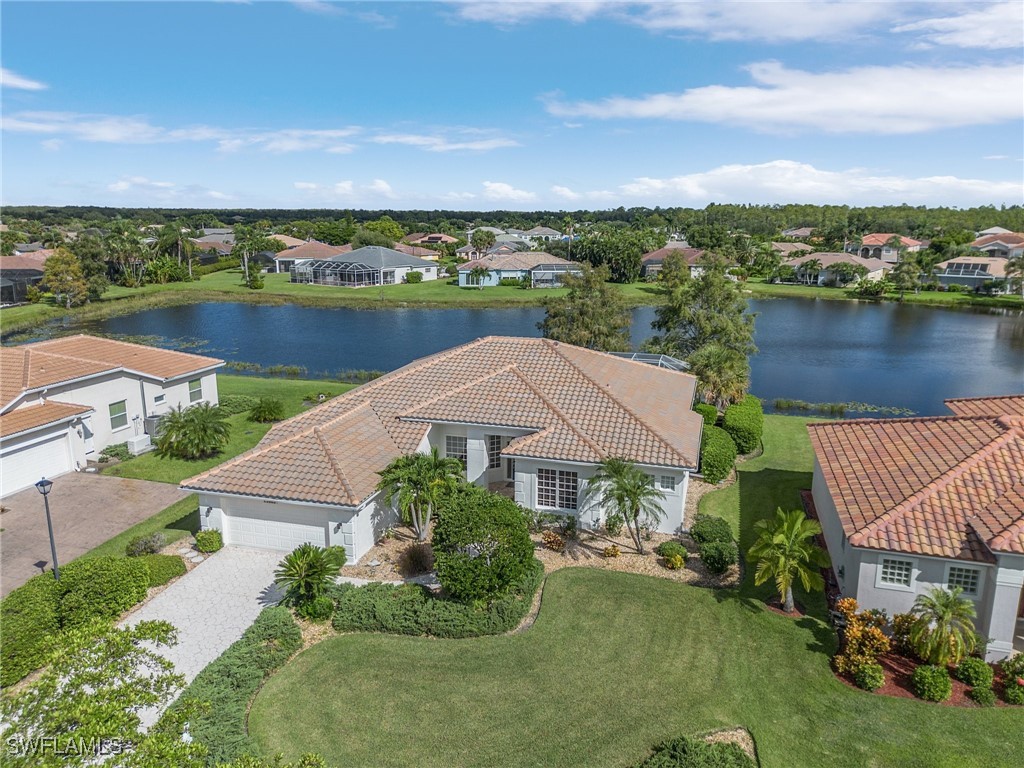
[763,598,807,618]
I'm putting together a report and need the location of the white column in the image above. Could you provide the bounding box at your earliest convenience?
[984,554,1024,662]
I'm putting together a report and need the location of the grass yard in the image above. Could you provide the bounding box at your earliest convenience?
[77,494,200,559]
[102,374,355,484]
[248,415,1023,767]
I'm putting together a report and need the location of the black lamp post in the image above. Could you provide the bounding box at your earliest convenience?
[35,478,60,580]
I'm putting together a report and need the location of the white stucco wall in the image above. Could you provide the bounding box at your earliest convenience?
[394,265,438,283]
[0,419,88,495]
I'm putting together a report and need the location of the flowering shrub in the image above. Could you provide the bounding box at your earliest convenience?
[834,598,891,675]
[542,530,565,553]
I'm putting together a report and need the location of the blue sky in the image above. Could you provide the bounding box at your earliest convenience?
[2,1,1023,210]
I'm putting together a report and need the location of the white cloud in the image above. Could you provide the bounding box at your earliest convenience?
[334,181,355,195]
[293,181,319,190]
[205,190,231,201]
[40,139,63,151]
[482,181,536,202]
[614,159,1024,206]
[367,179,396,198]
[107,176,176,193]
[441,191,477,202]
[218,128,359,154]
[453,2,606,25]
[371,133,519,152]
[551,185,581,201]
[0,68,47,90]
[983,155,1010,161]
[545,61,1024,134]
[894,3,1023,49]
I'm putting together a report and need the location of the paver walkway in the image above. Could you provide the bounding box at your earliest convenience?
[0,473,188,595]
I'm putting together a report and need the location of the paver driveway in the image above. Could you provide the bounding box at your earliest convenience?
[0,472,188,596]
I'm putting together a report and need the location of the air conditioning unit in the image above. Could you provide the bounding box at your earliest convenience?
[143,415,162,435]
[126,434,153,456]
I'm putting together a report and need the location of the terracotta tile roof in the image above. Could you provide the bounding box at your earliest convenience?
[860,233,922,247]
[183,337,702,507]
[642,247,705,265]
[273,240,347,260]
[0,256,47,272]
[783,252,890,272]
[2,335,223,408]
[808,406,1024,562]
[771,242,814,255]
[392,243,438,259]
[945,395,1024,419]
[971,233,1024,248]
[0,401,93,439]
[269,234,307,248]
[456,252,575,271]
[934,256,1007,278]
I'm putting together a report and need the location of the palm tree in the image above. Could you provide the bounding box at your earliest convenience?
[562,215,575,260]
[747,508,830,613]
[470,229,496,258]
[588,457,666,554]
[800,258,823,286]
[153,403,230,460]
[1006,253,1024,299]
[468,265,491,289]
[686,343,750,408]
[275,543,345,606]
[103,221,148,287]
[156,220,198,278]
[376,448,464,542]
[909,587,977,666]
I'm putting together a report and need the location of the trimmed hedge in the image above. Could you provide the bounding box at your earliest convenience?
[722,395,764,455]
[693,403,718,427]
[699,541,739,575]
[655,541,688,561]
[689,514,734,545]
[218,395,259,416]
[969,686,997,707]
[700,426,737,484]
[331,558,544,638]
[635,734,755,768]
[954,657,994,689]
[0,575,61,687]
[911,664,952,702]
[163,606,302,765]
[140,554,187,587]
[195,529,224,553]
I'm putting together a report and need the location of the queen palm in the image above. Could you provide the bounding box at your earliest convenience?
[748,508,830,613]
[588,457,665,554]
[376,448,464,542]
[909,587,976,666]
[686,343,749,409]
[1006,253,1024,299]
[468,265,491,289]
[800,257,823,285]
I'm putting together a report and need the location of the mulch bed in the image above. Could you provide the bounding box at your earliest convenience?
[763,598,807,618]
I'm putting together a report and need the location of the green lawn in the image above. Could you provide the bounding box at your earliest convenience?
[102,374,355,484]
[743,278,1023,309]
[77,494,200,559]
[248,415,1022,768]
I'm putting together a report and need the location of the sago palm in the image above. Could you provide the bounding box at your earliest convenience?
[275,543,345,606]
[909,586,976,666]
[589,457,665,554]
[153,403,230,459]
[376,448,464,541]
[748,508,830,613]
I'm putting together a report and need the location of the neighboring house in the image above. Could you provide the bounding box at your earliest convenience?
[270,234,307,249]
[12,243,45,255]
[524,226,563,243]
[771,242,814,257]
[456,252,582,287]
[183,337,703,563]
[849,234,923,262]
[194,233,236,245]
[290,245,438,287]
[495,234,533,248]
[393,242,440,261]
[933,257,1010,292]
[781,227,815,239]
[456,244,481,260]
[190,239,233,261]
[0,256,46,303]
[782,252,889,285]
[807,394,1024,661]
[466,226,505,239]
[404,233,458,246]
[977,226,1013,237]
[273,240,346,273]
[970,233,1024,259]
[0,336,223,496]
[200,228,234,237]
[641,245,705,278]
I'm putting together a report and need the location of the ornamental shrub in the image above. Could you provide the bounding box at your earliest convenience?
[195,529,223,553]
[665,554,685,570]
[954,657,994,689]
[833,598,891,675]
[604,512,625,537]
[700,426,737,484]
[969,686,997,707]
[635,734,754,768]
[694,403,718,426]
[655,541,688,561]
[248,397,285,423]
[139,554,187,587]
[689,514,734,545]
[432,485,535,602]
[296,595,335,623]
[218,394,259,416]
[722,394,764,454]
[1004,679,1024,705]
[275,544,345,607]
[911,664,952,702]
[602,545,621,558]
[125,531,165,557]
[542,530,565,552]
[404,270,424,284]
[699,541,738,575]
[0,575,61,687]
[853,662,886,692]
[1000,653,1024,679]
[891,612,915,655]
[57,556,149,629]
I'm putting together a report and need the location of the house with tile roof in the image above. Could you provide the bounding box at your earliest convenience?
[808,394,1024,661]
[289,245,438,287]
[404,232,458,246]
[847,234,923,263]
[970,232,1024,259]
[456,252,582,287]
[782,252,890,286]
[183,337,703,564]
[933,256,1012,293]
[0,335,223,495]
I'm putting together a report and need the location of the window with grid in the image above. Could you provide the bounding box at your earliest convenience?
[445,435,467,467]
[947,566,980,595]
[487,435,502,469]
[188,378,202,402]
[537,468,558,508]
[558,471,578,510]
[109,400,128,430]
[659,475,676,491]
[879,558,913,587]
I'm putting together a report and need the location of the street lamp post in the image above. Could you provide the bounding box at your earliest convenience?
[35,478,59,580]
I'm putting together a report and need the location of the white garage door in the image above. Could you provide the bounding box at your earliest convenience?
[1,434,73,496]
[223,502,328,552]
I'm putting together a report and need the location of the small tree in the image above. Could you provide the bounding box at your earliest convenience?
[154,403,230,460]
[747,508,830,613]
[799,257,823,286]
[1005,253,1024,299]
[468,264,491,288]
[909,586,977,666]
[275,543,345,607]
[538,264,631,351]
[588,457,666,554]
[376,448,464,542]
[42,247,89,308]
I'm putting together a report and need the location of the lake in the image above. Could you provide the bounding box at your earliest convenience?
[31,298,1024,417]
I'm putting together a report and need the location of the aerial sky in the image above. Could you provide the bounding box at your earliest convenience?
[2,1,1023,210]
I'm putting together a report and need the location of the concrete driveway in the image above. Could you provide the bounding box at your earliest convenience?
[0,472,188,595]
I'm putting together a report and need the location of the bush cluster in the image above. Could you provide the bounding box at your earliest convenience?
[1002,655,1024,705]
[655,541,688,561]
[330,559,544,639]
[853,662,886,692]
[634,735,754,768]
[689,514,733,545]
[911,664,952,702]
[99,442,132,461]
[248,397,285,423]
[217,394,259,416]
[140,554,187,587]
[604,512,625,537]
[57,557,150,629]
[602,545,621,558]
[296,595,335,623]
[969,686,997,707]
[890,612,915,656]
[699,426,737,484]
[404,270,424,284]
[699,541,738,575]
[954,657,994,689]
[160,607,302,765]
[125,532,165,557]
[833,598,891,676]
[195,529,224,553]
[693,403,718,426]
[721,395,764,454]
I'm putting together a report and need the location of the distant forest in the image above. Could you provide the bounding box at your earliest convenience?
[4,203,1023,240]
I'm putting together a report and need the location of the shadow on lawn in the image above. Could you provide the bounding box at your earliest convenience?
[168,506,201,537]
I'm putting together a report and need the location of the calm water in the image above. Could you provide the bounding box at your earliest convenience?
[31,298,1024,416]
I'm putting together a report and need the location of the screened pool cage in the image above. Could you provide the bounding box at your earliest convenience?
[291,260,383,287]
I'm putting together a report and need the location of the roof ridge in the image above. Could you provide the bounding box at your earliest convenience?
[313,425,356,503]
[946,393,1024,404]
[506,364,607,459]
[849,426,1020,545]
[546,340,689,464]
[806,414,1000,428]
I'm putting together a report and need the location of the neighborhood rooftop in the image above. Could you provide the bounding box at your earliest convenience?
[456,252,574,271]
[183,336,703,508]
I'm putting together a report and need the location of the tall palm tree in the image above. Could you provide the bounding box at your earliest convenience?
[468,265,491,289]
[909,587,977,666]
[104,221,148,287]
[747,508,830,613]
[588,457,666,554]
[800,258,823,286]
[156,220,198,278]
[686,343,750,409]
[376,448,464,542]
[1006,253,1024,299]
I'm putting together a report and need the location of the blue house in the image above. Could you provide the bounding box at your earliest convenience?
[457,252,582,288]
